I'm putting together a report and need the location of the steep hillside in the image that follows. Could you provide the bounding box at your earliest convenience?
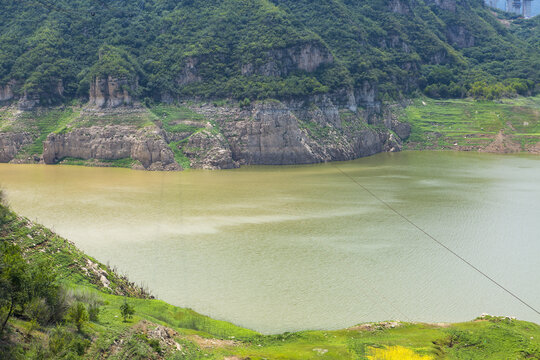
[0,0,538,106]
[0,0,539,170]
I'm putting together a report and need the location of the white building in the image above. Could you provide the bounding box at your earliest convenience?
[523,0,532,17]
[488,0,534,18]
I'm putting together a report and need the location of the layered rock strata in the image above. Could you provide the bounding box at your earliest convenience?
[0,132,34,162]
[42,125,180,171]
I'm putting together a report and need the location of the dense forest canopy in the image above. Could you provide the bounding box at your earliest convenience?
[0,0,538,104]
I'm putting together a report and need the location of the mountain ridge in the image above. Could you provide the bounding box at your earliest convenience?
[0,0,539,170]
[0,0,538,107]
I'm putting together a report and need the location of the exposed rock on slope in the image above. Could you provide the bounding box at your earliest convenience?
[182,129,238,170]
[427,0,457,12]
[193,98,410,167]
[177,57,202,86]
[42,124,180,171]
[446,25,475,48]
[89,76,138,108]
[17,92,40,110]
[219,101,322,165]
[0,80,16,102]
[1,95,411,170]
[0,132,34,162]
[0,80,64,109]
[241,42,333,77]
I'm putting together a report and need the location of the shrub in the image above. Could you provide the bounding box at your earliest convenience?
[48,326,90,357]
[48,326,71,356]
[239,97,251,108]
[115,334,156,360]
[67,289,103,322]
[49,287,70,324]
[66,302,88,332]
[24,297,50,326]
[120,299,135,322]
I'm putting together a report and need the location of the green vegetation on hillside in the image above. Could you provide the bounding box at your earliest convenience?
[2,197,540,359]
[149,104,210,169]
[0,107,81,158]
[399,95,540,151]
[0,0,538,103]
[150,105,206,134]
[59,157,139,169]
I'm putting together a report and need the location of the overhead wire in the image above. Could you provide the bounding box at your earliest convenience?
[14,0,539,323]
[332,163,540,318]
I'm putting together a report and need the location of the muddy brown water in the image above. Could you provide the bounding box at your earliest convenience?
[0,151,539,333]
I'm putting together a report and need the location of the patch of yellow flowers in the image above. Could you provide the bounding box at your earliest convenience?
[367,346,433,360]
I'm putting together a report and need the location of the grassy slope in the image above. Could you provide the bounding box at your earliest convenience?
[399,95,540,151]
[0,107,81,157]
[149,104,209,169]
[2,204,540,359]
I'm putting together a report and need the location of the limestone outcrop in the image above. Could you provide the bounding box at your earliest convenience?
[182,130,238,170]
[0,80,64,109]
[177,57,201,86]
[241,42,333,77]
[389,0,411,14]
[219,101,320,165]
[0,132,34,162]
[1,93,411,171]
[17,92,40,110]
[446,25,475,48]
[42,125,180,171]
[89,76,138,108]
[0,80,16,102]
[196,97,411,167]
[426,0,456,12]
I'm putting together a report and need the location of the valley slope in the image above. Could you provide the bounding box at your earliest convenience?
[0,0,539,169]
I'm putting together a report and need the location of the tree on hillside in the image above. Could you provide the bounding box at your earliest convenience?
[67,302,89,332]
[120,298,135,322]
[0,242,27,336]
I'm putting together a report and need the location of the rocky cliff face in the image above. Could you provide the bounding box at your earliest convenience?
[241,42,333,77]
[1,93,410,171]
[17,92,40,110]
[427,0,457,12]
[446,25,475,48]
[389,0,411,14]
[0,81,16,102]
[182,129,238,170]
[89,76,138,108]
[219,102,322,165]
[0,132,34,162]
[0,80,65,109]
[177,57,201,86]
[193,97,410,167]
[42,125,180,171]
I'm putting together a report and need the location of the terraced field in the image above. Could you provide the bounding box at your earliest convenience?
[400,96,540,152]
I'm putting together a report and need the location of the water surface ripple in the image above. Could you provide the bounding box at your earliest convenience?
[0,151,539,333]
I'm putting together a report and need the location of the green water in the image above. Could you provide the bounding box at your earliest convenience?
[0,151,539,334]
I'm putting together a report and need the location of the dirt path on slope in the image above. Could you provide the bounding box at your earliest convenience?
[480,131,522,154]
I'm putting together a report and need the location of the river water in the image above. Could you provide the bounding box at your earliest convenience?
[0,151,539,334]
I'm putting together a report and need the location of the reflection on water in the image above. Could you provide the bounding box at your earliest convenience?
[0,151,539,333]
